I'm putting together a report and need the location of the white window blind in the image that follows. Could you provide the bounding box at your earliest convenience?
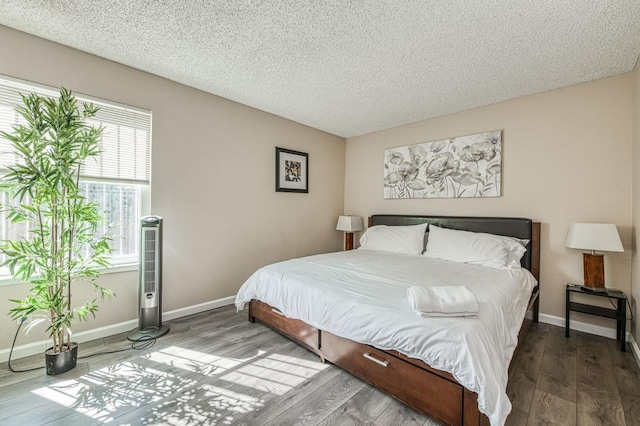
[0,76,151,184]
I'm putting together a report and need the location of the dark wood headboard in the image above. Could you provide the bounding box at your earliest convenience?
[369,214,540,280]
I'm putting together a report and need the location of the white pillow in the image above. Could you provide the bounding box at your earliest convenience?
[359,223,428,256]
[423,225,527,269]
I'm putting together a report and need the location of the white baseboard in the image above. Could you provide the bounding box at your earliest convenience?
[537,314,640,367]
[538,313,624,340]
[0,295,236,363]
[162,296,236,322]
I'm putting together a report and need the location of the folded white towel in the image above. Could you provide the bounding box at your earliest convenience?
[407,286,479,316]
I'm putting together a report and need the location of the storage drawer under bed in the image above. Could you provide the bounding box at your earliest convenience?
[249,300,321,356]
[320,330,464,426]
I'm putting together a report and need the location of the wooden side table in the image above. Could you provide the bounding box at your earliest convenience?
[565,283,627,351]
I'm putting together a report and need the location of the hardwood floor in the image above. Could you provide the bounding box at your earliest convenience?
[1,305,639,425]
[507,323,640,426]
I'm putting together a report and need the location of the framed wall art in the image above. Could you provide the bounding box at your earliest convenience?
[276,147,308,193]
[383,130,502,199]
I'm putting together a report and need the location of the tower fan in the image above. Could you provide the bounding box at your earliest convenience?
[127,215,170,341]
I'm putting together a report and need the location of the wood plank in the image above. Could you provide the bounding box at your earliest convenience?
[0,390,59,421]
[576,385,625,426]
[526,389,576,425]
[575,332,618,394]
[606,339,640,426]
[536,350,577,403]
[315,385,396,426]
[506,324,548,413]
[233,364,345,426]
[505,406,529,425]
[373,402,440,426]
[607,337,640,381]
[260,372,366,426]
[506,369,536,413]
[614,373,640,426]
[546,325,577,354]
[511,323,547,382]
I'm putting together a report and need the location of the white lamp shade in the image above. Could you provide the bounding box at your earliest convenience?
[565,223,623,252]
[336,215,363,232]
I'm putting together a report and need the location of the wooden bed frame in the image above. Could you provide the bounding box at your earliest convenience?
[248,215,541,426]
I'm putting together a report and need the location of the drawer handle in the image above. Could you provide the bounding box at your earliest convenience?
[271,308,284,316]
[363,352,389,367]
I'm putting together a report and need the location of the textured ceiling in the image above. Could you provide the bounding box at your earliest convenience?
[1,1,639,138]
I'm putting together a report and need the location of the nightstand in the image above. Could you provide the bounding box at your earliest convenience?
[565,283,627,351]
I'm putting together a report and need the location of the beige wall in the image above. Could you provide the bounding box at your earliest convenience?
[0,25,345,351]
[345,74,634,327]
[632,59,640,344]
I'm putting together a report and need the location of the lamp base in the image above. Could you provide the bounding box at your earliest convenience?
[583,253,605,289]
[345,232,354,251]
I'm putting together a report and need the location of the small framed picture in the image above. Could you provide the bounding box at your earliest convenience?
[276,147,308,193]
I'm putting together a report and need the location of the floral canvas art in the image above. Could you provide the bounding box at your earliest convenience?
[384,130,502,199]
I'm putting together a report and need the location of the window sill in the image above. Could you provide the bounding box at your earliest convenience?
[0,262,138,286]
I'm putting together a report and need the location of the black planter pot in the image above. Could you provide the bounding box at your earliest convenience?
[45,343,78,376]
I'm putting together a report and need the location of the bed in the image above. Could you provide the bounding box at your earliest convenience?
[235,215,540,426]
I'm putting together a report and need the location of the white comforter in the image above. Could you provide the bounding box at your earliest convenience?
[235,249,537,425]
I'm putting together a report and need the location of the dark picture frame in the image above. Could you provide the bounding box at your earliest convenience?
[275,147,308,193]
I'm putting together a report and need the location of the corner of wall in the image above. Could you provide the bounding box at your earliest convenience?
[631,55,640,344]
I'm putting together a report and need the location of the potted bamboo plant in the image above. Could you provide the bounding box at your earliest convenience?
[1,87,114,375]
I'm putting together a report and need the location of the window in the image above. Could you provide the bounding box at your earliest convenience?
[0,76,151,280]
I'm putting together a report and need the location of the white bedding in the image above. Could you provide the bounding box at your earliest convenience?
[235,249,537,425]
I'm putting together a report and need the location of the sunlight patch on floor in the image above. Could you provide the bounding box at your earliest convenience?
[144,346,260,376]
[29,347,329,423]
[139,383,264,425]
[31,361,196,423]
[220,352,330,395]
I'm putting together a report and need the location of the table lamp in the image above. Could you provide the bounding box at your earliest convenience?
[336,215,363,251]
[565,223,623,291]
